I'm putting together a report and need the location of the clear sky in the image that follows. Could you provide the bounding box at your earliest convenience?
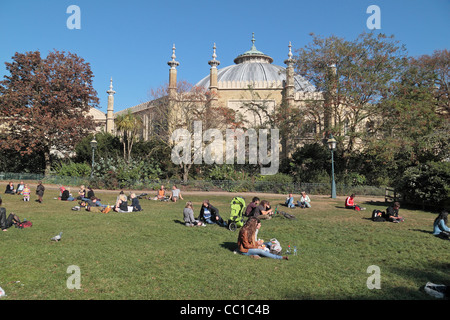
[0,0,449,113]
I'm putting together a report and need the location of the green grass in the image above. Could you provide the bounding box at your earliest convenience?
[0,189,448,300]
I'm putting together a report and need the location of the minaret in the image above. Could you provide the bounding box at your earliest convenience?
[324,63,337,130]
[208,43,220,106]
[167,44,180,140]
[284,42,295,109]
[106,77,115,134]
[167,44,179,100]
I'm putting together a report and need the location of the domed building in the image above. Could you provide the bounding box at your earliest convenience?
[106,34,325,158]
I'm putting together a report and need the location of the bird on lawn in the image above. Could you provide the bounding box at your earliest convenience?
[51,232,63,242]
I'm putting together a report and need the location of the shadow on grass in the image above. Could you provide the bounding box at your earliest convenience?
[220,241,238,252]
[173,219,185,226]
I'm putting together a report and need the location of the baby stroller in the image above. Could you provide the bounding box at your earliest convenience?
[228,196,246,231]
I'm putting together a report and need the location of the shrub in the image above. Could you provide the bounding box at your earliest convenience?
[394,161,450,207]
[54,161,91,177]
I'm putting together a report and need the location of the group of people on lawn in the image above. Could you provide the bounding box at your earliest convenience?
[4,180,43,203]
[2,182,449,256]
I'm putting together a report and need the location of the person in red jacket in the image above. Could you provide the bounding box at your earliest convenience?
[345,194,365,211]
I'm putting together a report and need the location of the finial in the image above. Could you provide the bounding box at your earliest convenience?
[171,44,176,61]
[284,42,295,66]
[251,32,256,50]
[212,43,217,60]
[208,42,220,67]
[107,77,115,96]
[288,41,293,59]
[168,43,180,69]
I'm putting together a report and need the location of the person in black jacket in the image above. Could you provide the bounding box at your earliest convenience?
[198,200,227,227]
[385,202,404,222]
[0,198,18,231]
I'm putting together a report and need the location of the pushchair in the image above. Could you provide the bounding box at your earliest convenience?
[228,196,246,231]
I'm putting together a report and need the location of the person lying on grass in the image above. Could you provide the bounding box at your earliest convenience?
[237,217,288,260]
[385,202,404,223]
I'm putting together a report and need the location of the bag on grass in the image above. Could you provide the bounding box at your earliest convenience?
[372,209,386,222]
[269,238,282,254]
[16,220,32,229]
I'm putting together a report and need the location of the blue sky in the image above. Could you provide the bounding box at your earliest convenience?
[0,0,449,113]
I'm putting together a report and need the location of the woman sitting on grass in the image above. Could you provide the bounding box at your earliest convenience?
[433,210,449,236]
[183,201,204,227]
[237,217,288,260]
[114,194,129,212]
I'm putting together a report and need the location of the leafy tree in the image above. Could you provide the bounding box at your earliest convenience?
[294,32,408,155]
[365,49,450,184]
[0,50,99,174]
[148,81,234,182]
[114,111,143,163]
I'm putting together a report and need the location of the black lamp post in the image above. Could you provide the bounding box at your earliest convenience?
[90,138,97,179]
[327,134,337,199]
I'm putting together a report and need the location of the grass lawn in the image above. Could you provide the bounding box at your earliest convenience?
[0,187,448,300]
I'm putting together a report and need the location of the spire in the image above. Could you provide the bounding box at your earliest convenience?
[167,44,180,69]
[250,32,257,51]
[284,41,295,66]
[208,43,220,68]
[107,77,115,96]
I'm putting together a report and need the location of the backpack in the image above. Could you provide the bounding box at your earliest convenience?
[16,220,32,229]
[372,209,386,222]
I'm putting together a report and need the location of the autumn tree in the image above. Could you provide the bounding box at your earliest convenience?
[0,50,99,174]
[364,49,450,183]
[294,32,408,155]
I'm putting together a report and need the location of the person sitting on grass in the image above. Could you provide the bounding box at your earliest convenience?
[298,191,311,208]
[4,181,15,194]
[130,193,142,212]
[15,181,24,195]
[245,197,260,217]
[433,210,450,237]
[198,200,227,227]
[183,201,204,227]
[151,185,166,201]
[251,200,274,220]
[60,187,75,201]
[345,194,365,211]
[385,202,404,223]
[237,216,288,260]
[114,194,129,212]
[285,193,295,208]
[170,185,183,203]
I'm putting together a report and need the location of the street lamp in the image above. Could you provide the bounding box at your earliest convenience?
[327,134,337,199]
[90,137,98,179]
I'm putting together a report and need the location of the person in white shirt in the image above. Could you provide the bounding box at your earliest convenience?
[297,191,311,208]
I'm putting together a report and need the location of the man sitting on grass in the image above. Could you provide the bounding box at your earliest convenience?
[251,200,274,220]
